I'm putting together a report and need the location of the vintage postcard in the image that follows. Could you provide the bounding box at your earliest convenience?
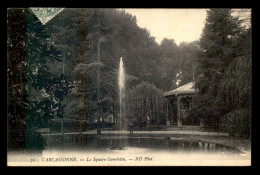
[7,8,251,166]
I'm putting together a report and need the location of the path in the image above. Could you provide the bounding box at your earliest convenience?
[41,129,229,136]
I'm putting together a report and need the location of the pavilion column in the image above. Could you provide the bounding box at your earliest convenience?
[177,96,182,126]
[166,100,170,126]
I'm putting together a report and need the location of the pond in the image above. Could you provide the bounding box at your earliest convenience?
[8,135,250,166]
[43,135,243,155]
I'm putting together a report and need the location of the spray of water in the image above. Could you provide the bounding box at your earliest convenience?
[118,57,125,147]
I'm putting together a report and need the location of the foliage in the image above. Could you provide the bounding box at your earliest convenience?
[45,9,162,124]
[193,9,251,137]
[159,39,199,91]
[7,8,72,150]
[125,81,166,126]
[26,8,72,123]
[219,109,251,138]
[25,128,47,151]
[44,8,199,128]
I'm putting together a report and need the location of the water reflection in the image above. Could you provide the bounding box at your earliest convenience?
[43,135,241,155]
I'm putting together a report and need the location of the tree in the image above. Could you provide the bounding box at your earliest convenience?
[218,25,251,137]
[178,41,199,85]
[159,38,180,91]
[125,81,166,126]
[158,39,199,91]
[193,9,251,137]
[7,8,72,150]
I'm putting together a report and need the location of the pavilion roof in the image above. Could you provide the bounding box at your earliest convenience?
[164,82,195,97]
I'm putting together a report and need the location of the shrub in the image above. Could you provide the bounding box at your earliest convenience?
[220,109,251,138]
[26,129,47,151]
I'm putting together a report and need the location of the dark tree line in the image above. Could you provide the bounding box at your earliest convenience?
[44,8,198,126]
[192,9,251,138]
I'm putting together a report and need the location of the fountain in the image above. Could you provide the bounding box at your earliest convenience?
[114,57,126,150]
[119,57,126,149]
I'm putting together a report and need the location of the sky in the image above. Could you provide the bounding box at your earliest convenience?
[123,9,208,45]
[32,8,250,45]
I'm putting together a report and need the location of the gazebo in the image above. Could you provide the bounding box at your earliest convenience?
[164,82,195,126]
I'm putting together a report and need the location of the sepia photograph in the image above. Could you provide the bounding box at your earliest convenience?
[7,8,252,166]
